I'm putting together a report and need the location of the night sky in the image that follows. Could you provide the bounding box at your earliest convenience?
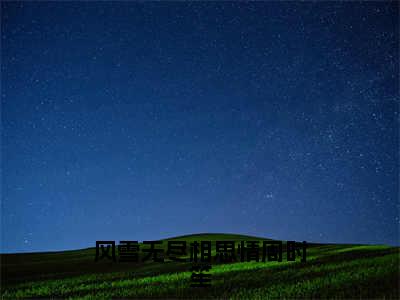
[1,2,399,253]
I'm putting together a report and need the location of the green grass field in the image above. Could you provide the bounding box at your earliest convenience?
[1,233,399,299]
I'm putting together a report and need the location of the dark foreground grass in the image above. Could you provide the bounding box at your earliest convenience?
[1,234,399,299]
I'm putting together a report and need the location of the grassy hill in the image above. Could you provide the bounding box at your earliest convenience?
[1,233,399,299]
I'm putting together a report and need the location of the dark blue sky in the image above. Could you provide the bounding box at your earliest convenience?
[1,2,399,253]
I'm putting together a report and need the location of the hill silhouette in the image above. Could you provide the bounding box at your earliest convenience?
[1,233,399,299]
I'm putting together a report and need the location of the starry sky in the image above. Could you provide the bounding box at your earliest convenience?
[1,2,399,253]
